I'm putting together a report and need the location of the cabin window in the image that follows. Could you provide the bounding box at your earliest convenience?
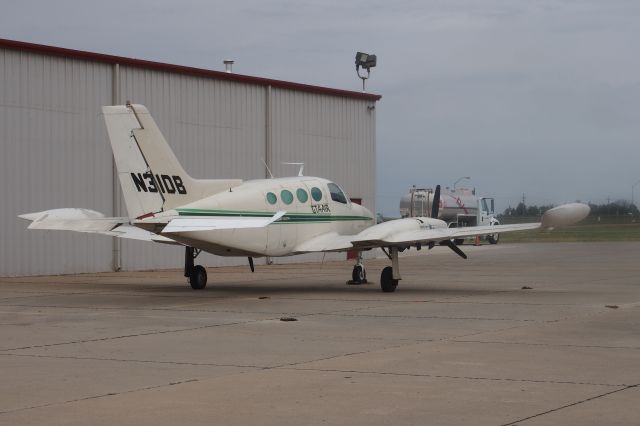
[311,187,323,202]
[266,192,277,205]
[328,183,348,204]
[281,189,294,205]
[296,188,308,203]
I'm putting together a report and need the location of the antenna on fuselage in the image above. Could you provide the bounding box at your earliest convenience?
[282,162,304,177]
[261,158,274,179]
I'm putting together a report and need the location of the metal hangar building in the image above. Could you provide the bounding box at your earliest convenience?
[0,39,381,276]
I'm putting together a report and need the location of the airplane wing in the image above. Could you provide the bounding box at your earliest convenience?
[295,203,590,253]
[350,222,541,249]
[18,208,177,244]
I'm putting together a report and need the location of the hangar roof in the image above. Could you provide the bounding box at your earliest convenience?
[0,38,382,102]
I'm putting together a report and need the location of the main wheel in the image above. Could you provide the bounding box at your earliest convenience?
[454,239,464,246]
[380,266,398,293]
[487,234,499,245]
[189,265,207,290]
[352,265,366,283]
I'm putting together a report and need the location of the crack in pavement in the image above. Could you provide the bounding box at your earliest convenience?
[0,378,200,415]
[0,352,265,369]
[316,312,539,322]
[280,366,627,388]
[0,317,268,352]
[0,297,394,314]
[452,339,640,350]
[501,384,639,425]
[0,302,393,352]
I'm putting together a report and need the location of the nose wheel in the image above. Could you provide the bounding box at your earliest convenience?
[351,264,367,284]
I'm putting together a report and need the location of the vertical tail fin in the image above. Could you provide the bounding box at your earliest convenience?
[102,104,242,219]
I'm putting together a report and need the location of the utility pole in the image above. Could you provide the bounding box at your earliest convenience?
[632,179,640,209]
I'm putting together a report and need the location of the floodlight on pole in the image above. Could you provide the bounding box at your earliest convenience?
[453,176,471,190]
[355,51,377,92]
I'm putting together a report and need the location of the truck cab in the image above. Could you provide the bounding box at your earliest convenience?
[400,186,500,244]
[450,197,499,244]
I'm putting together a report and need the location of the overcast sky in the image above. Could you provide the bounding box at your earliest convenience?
[2,0,639,215]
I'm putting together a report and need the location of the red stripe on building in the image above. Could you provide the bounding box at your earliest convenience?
[0,38,382,102]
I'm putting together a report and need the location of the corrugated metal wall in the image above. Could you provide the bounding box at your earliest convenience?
[0,49,114,276]
[0,47,376,276]
[269,89,376,212]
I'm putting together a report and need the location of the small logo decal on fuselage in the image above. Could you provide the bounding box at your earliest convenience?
[311,203,331,214]
[131,173,187,194]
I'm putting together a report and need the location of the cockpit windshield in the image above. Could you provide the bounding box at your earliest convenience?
[327,183,348,204]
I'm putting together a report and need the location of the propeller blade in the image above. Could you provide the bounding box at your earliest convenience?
[431,185,441,218]
[442,240,468,259]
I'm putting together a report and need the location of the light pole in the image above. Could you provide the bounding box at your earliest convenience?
[632,179,640,209]
[453,176,471,191]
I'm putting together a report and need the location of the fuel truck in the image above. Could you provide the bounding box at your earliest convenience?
[399,186,500,244]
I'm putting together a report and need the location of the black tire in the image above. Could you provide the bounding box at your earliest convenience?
[487,234,499,245]
[352,265,366,283]
[454,239,464,246]
[380,266,398,293]
[189,265,207,290]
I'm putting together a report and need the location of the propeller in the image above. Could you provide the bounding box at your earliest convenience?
[431,185,441,218]
[440,240,468,259]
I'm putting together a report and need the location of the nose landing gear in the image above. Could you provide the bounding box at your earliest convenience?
[349,252,368,285]
[352,264,367,284]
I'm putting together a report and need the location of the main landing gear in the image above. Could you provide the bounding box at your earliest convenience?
[380,246,401,292]
[185,246,207,290]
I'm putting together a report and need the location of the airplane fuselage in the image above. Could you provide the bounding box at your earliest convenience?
[139,176,375,257]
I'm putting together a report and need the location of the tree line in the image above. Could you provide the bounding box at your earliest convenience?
[501,201,639,217]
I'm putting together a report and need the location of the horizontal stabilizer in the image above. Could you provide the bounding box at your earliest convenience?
[161,211,286,233]
[19,208,125,232]
[18,208,177,244]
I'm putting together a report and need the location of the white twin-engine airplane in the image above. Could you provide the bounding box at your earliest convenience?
[19,104,590,292]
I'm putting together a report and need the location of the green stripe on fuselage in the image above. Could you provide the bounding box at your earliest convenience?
[176,208,372,223]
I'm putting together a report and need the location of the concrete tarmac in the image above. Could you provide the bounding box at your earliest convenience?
[0,242,638,425]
